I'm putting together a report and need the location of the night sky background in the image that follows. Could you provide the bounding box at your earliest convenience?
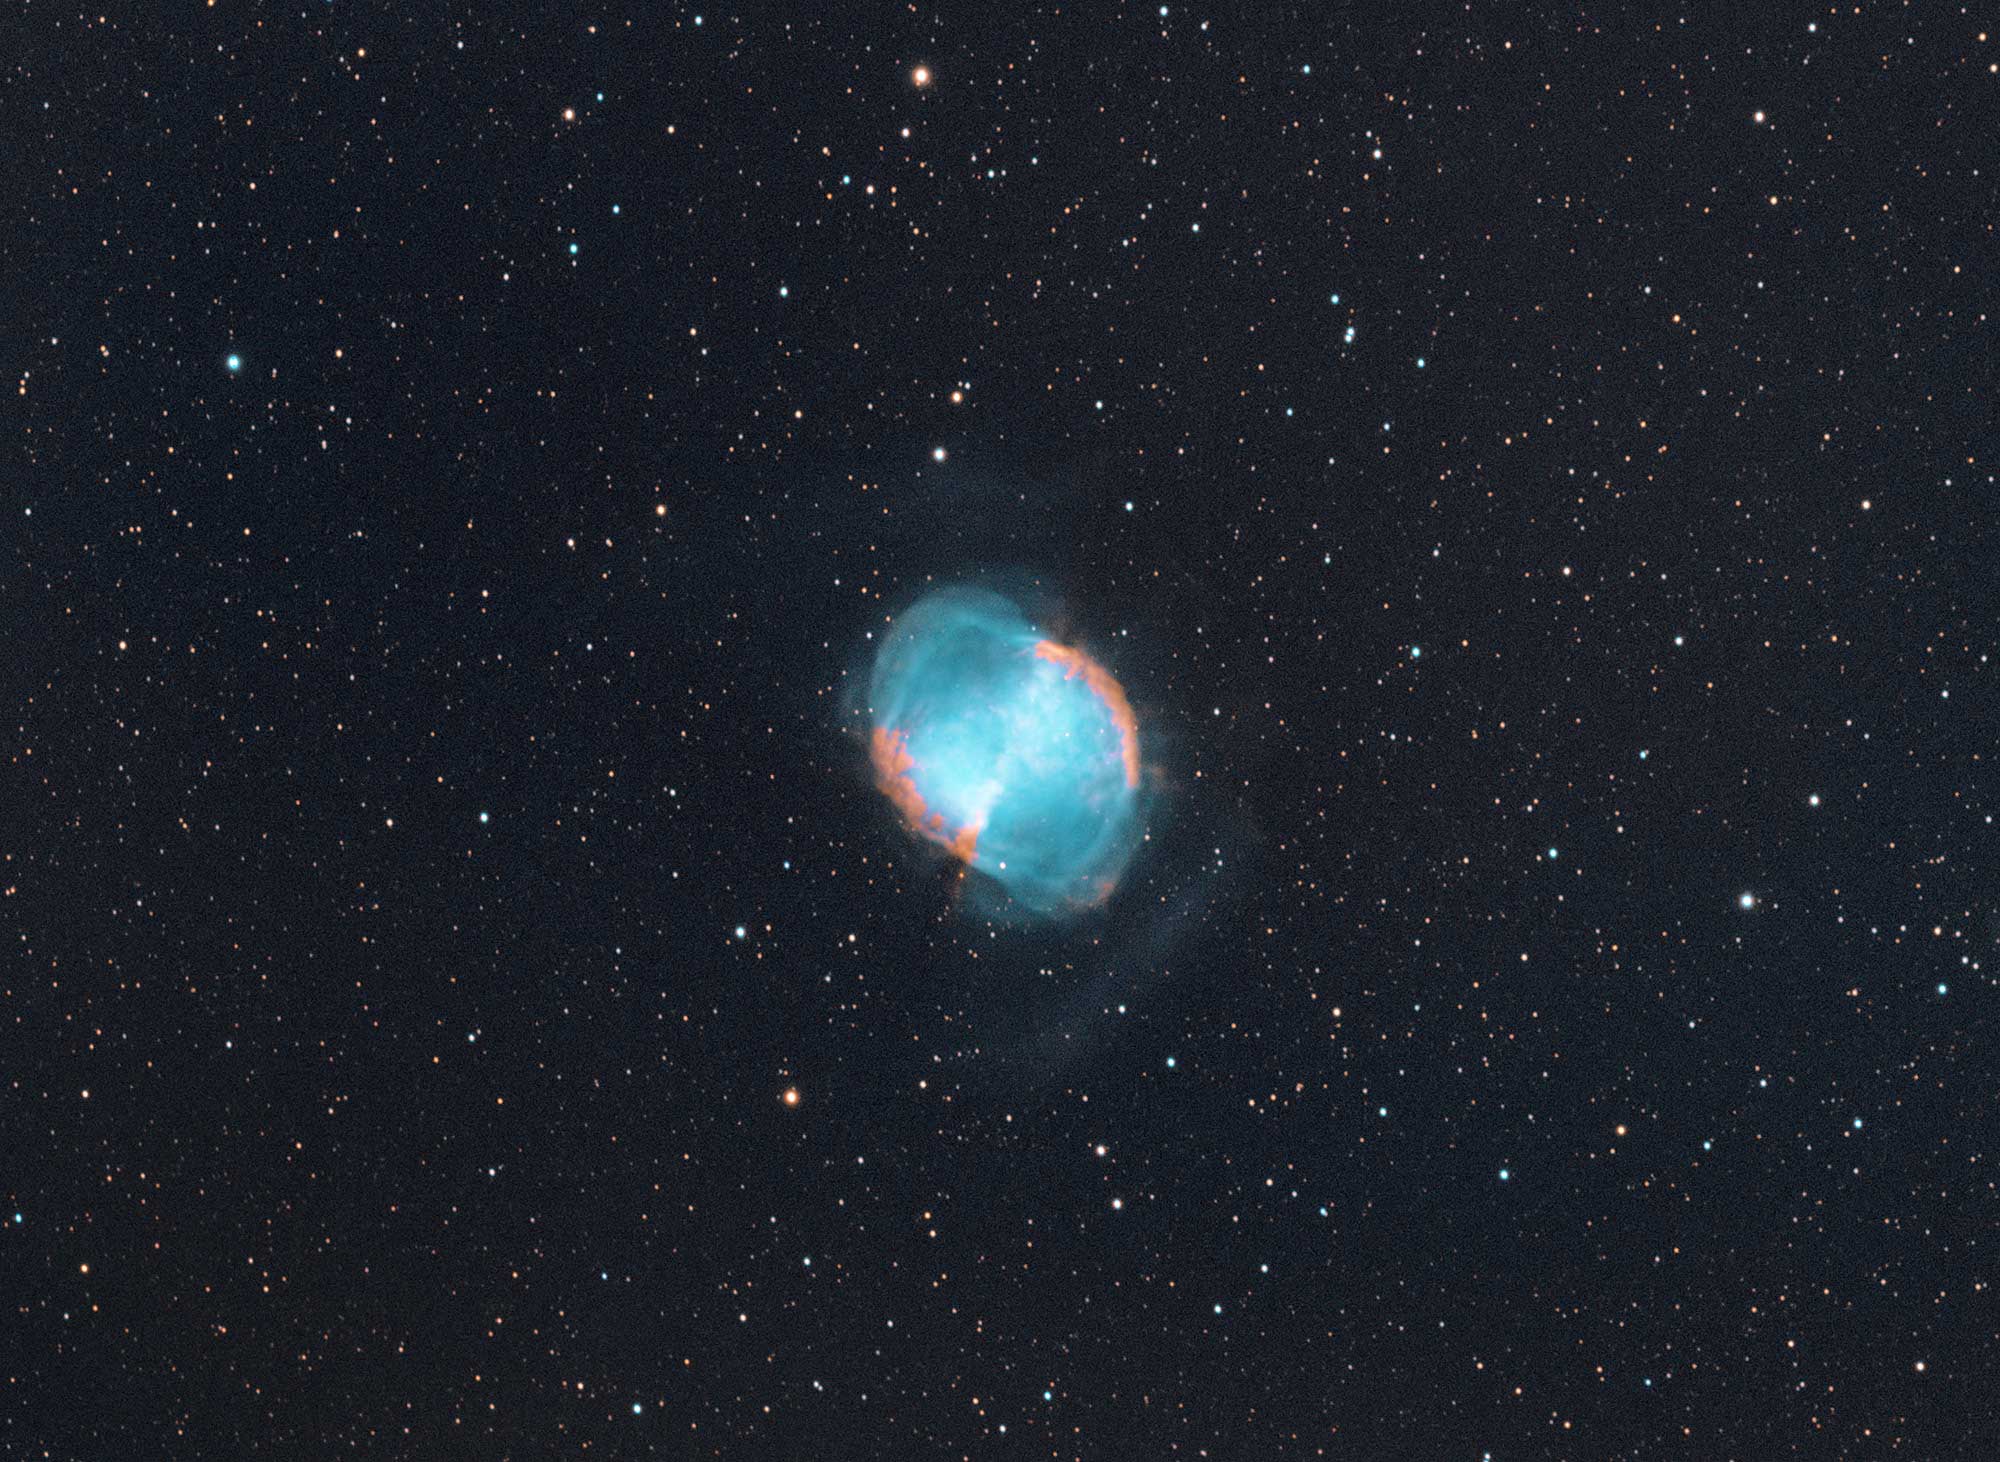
[10,4,2000,1457]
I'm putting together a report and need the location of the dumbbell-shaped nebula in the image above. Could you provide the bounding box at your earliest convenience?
[866,588,1146,915]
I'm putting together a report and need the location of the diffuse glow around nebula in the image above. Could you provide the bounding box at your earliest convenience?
[866,588,1147,915]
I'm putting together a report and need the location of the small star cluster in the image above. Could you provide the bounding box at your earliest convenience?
[6,5,1995,1457]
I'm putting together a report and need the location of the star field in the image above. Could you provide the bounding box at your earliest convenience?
[7,4,1999,1457]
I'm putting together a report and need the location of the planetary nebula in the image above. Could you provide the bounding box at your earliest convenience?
[867,588,1145,914]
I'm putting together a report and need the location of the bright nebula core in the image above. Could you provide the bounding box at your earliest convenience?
[868,588,1145,914]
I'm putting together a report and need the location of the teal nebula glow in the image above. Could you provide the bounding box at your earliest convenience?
[868,588,1143,914]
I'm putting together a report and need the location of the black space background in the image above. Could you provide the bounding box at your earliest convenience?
[7,3,2000,1457]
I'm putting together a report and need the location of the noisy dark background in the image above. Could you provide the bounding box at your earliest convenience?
[8,3,1998,1456]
